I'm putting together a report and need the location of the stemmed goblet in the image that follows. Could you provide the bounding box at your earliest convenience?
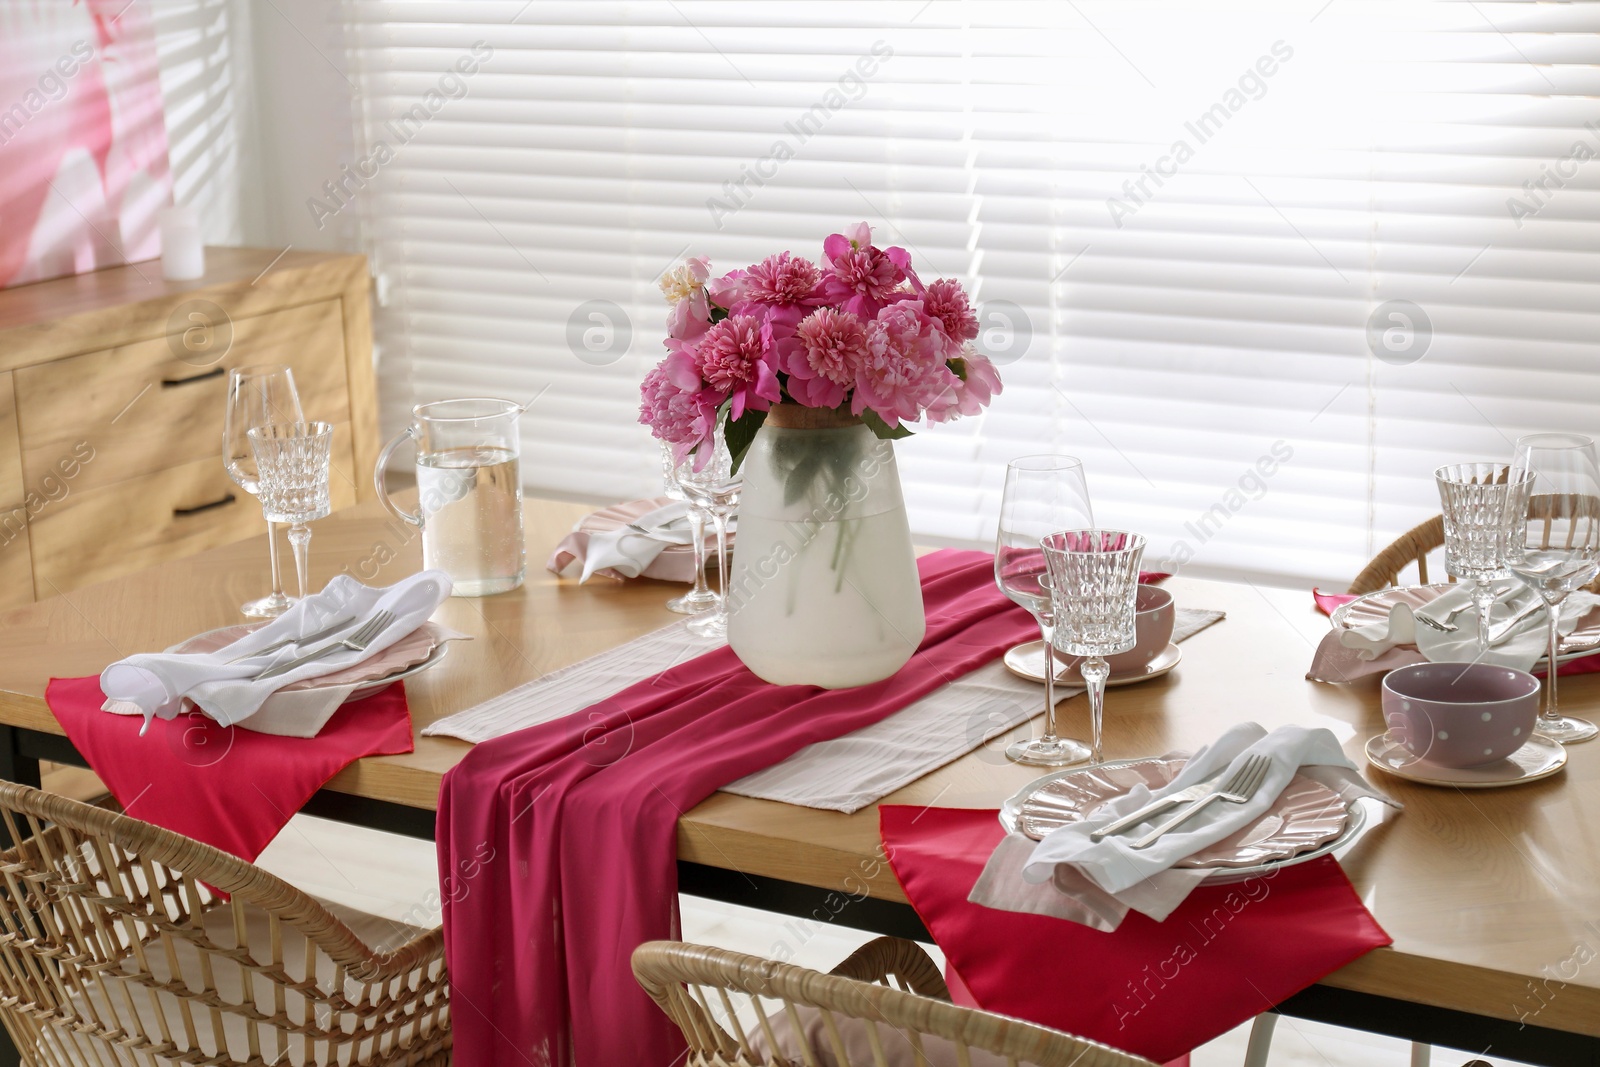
[663,442,718,615]
[224,365,304,616]
[678,435,741,639]
[1506,433,1600,744]
[1435,462,1534,653]
[993,456,1095,765]
[1042,529,1145,767]
[248,422,334,600]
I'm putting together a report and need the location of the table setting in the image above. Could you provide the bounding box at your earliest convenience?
[1308,432,1600,792]
[23,223,1600,1067]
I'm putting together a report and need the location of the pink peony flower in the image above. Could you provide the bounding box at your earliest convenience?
[925,348,1003,424]
[782,307,871,409]
[694,314,782,419]
[820,222,916,318]
[852,301,959,427]
[921,278,980,344]
[639,362,715,461]
[743,252,822,308]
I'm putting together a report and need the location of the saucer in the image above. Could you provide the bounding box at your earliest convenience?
[1003,641,1181,687]
[1364,733,1567,788]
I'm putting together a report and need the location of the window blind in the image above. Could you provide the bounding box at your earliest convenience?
[338,0,1600,586]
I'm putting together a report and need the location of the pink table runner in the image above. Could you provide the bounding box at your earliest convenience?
[880,805,1391,1065]
[436,549,1040,1067]
[47,677,414,861]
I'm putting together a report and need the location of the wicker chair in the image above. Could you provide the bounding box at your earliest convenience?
[0,782,449,1067]
[1348,515,1447,594]
[633,938,1160,1067]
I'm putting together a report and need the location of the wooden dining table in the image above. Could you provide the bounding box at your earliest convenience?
[0,494,1595,1066]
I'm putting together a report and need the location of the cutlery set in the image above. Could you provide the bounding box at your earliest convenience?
[239,611,397,681]
[1085,754,1274,850]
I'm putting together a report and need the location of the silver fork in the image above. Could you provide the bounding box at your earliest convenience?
[253,611,395,681]
[1089,780,1216,841]
[1413,596,1482,634]
[224,615,358,664]
[1130,754,1272,850]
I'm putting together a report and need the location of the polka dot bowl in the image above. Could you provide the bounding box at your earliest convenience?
[1381,662,1540,769]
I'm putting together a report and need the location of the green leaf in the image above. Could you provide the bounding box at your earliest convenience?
[861,410,915,441]
[783,449,826,506]
[725,410,766,475]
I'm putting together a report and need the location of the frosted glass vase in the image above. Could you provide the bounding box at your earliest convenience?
[726,405,926,688]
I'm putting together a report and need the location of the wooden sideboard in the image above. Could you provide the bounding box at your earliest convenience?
[0,249,379,607]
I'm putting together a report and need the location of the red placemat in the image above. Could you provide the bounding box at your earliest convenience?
[880,805,1390,1065]
[47,676,415,861]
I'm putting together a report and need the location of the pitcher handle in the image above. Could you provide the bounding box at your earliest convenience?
[374,427,424,527]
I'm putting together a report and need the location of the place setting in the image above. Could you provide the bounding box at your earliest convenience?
[1310,433,1600,790]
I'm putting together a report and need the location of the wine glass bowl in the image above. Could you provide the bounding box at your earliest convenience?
[1042,529,1145,766]
[224,365,304,618]
[993,455,1095,767]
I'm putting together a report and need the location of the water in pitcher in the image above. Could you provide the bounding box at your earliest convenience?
[415,446,526,596]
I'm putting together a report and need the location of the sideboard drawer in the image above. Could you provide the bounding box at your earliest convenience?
[30,429,358,596]
[0,373,20,508]
[0,508,31,609]
[14,299,351,495]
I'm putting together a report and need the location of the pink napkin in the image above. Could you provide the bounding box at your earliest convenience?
[437,549,1039,1067]
[47,676,414,861]
[881,806,1391,1065]
[547,496,699,582]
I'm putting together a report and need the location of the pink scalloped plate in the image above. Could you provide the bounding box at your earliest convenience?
[1012,757,1351,869]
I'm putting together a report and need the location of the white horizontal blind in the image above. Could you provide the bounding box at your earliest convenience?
[339,0,1600,586]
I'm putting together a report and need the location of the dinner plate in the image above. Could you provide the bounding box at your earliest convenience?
[998,757,1366,885]
[577,497,737,566]
[1364,733,1566,788]
[1003,641,1181,686]
[1330,583,1600,666]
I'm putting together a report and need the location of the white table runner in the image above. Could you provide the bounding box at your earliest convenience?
[425,608,1225,813]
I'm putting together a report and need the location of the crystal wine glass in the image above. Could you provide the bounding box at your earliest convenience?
[248,422,334,600]
[1506,433,1600,744]
[1435,462,1534,653]
[678,434,740,640]
[224,365,304,617]
[993,456,1096,765]
[1042,529,1145,767]
[664,442,718,616]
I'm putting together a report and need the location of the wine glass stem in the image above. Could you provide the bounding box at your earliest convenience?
[1037,616,1059,744]
[1471,580,1496,653]
[687,507,710,598]
[1543,600,1562,725]
[1081,656,1110,765]
[710,509,731,624]
[286,523,312,600]
[265,520,287,601]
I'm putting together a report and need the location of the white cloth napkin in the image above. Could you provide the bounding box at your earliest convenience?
[1410,584,1599,671]
[99,570,453,729]
[578,501,694,582]
[987,723,1398,926]
[1338,602,1417,661]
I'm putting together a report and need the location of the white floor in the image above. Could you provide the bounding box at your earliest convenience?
[255,814,1530,1067]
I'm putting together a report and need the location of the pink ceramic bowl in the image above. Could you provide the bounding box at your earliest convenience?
[1381,662,1538,768]
[1056,585,1175,675]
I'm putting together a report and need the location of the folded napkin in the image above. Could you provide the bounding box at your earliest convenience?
[576,500,693,582]
[48,677,415,861]
[882,806,1392,1065]
[996,723,1396,924]
[99,570,452,729]
[1310,585,1600,683]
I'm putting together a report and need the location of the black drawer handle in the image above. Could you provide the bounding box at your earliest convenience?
[161,367,226,388]
[173,493,237,517]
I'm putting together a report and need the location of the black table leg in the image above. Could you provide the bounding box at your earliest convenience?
[0,728,40,789]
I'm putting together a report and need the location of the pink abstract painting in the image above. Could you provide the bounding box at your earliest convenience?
[0,0,172,288]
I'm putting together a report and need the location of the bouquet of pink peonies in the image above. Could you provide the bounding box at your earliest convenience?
[638,222,1002,471]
